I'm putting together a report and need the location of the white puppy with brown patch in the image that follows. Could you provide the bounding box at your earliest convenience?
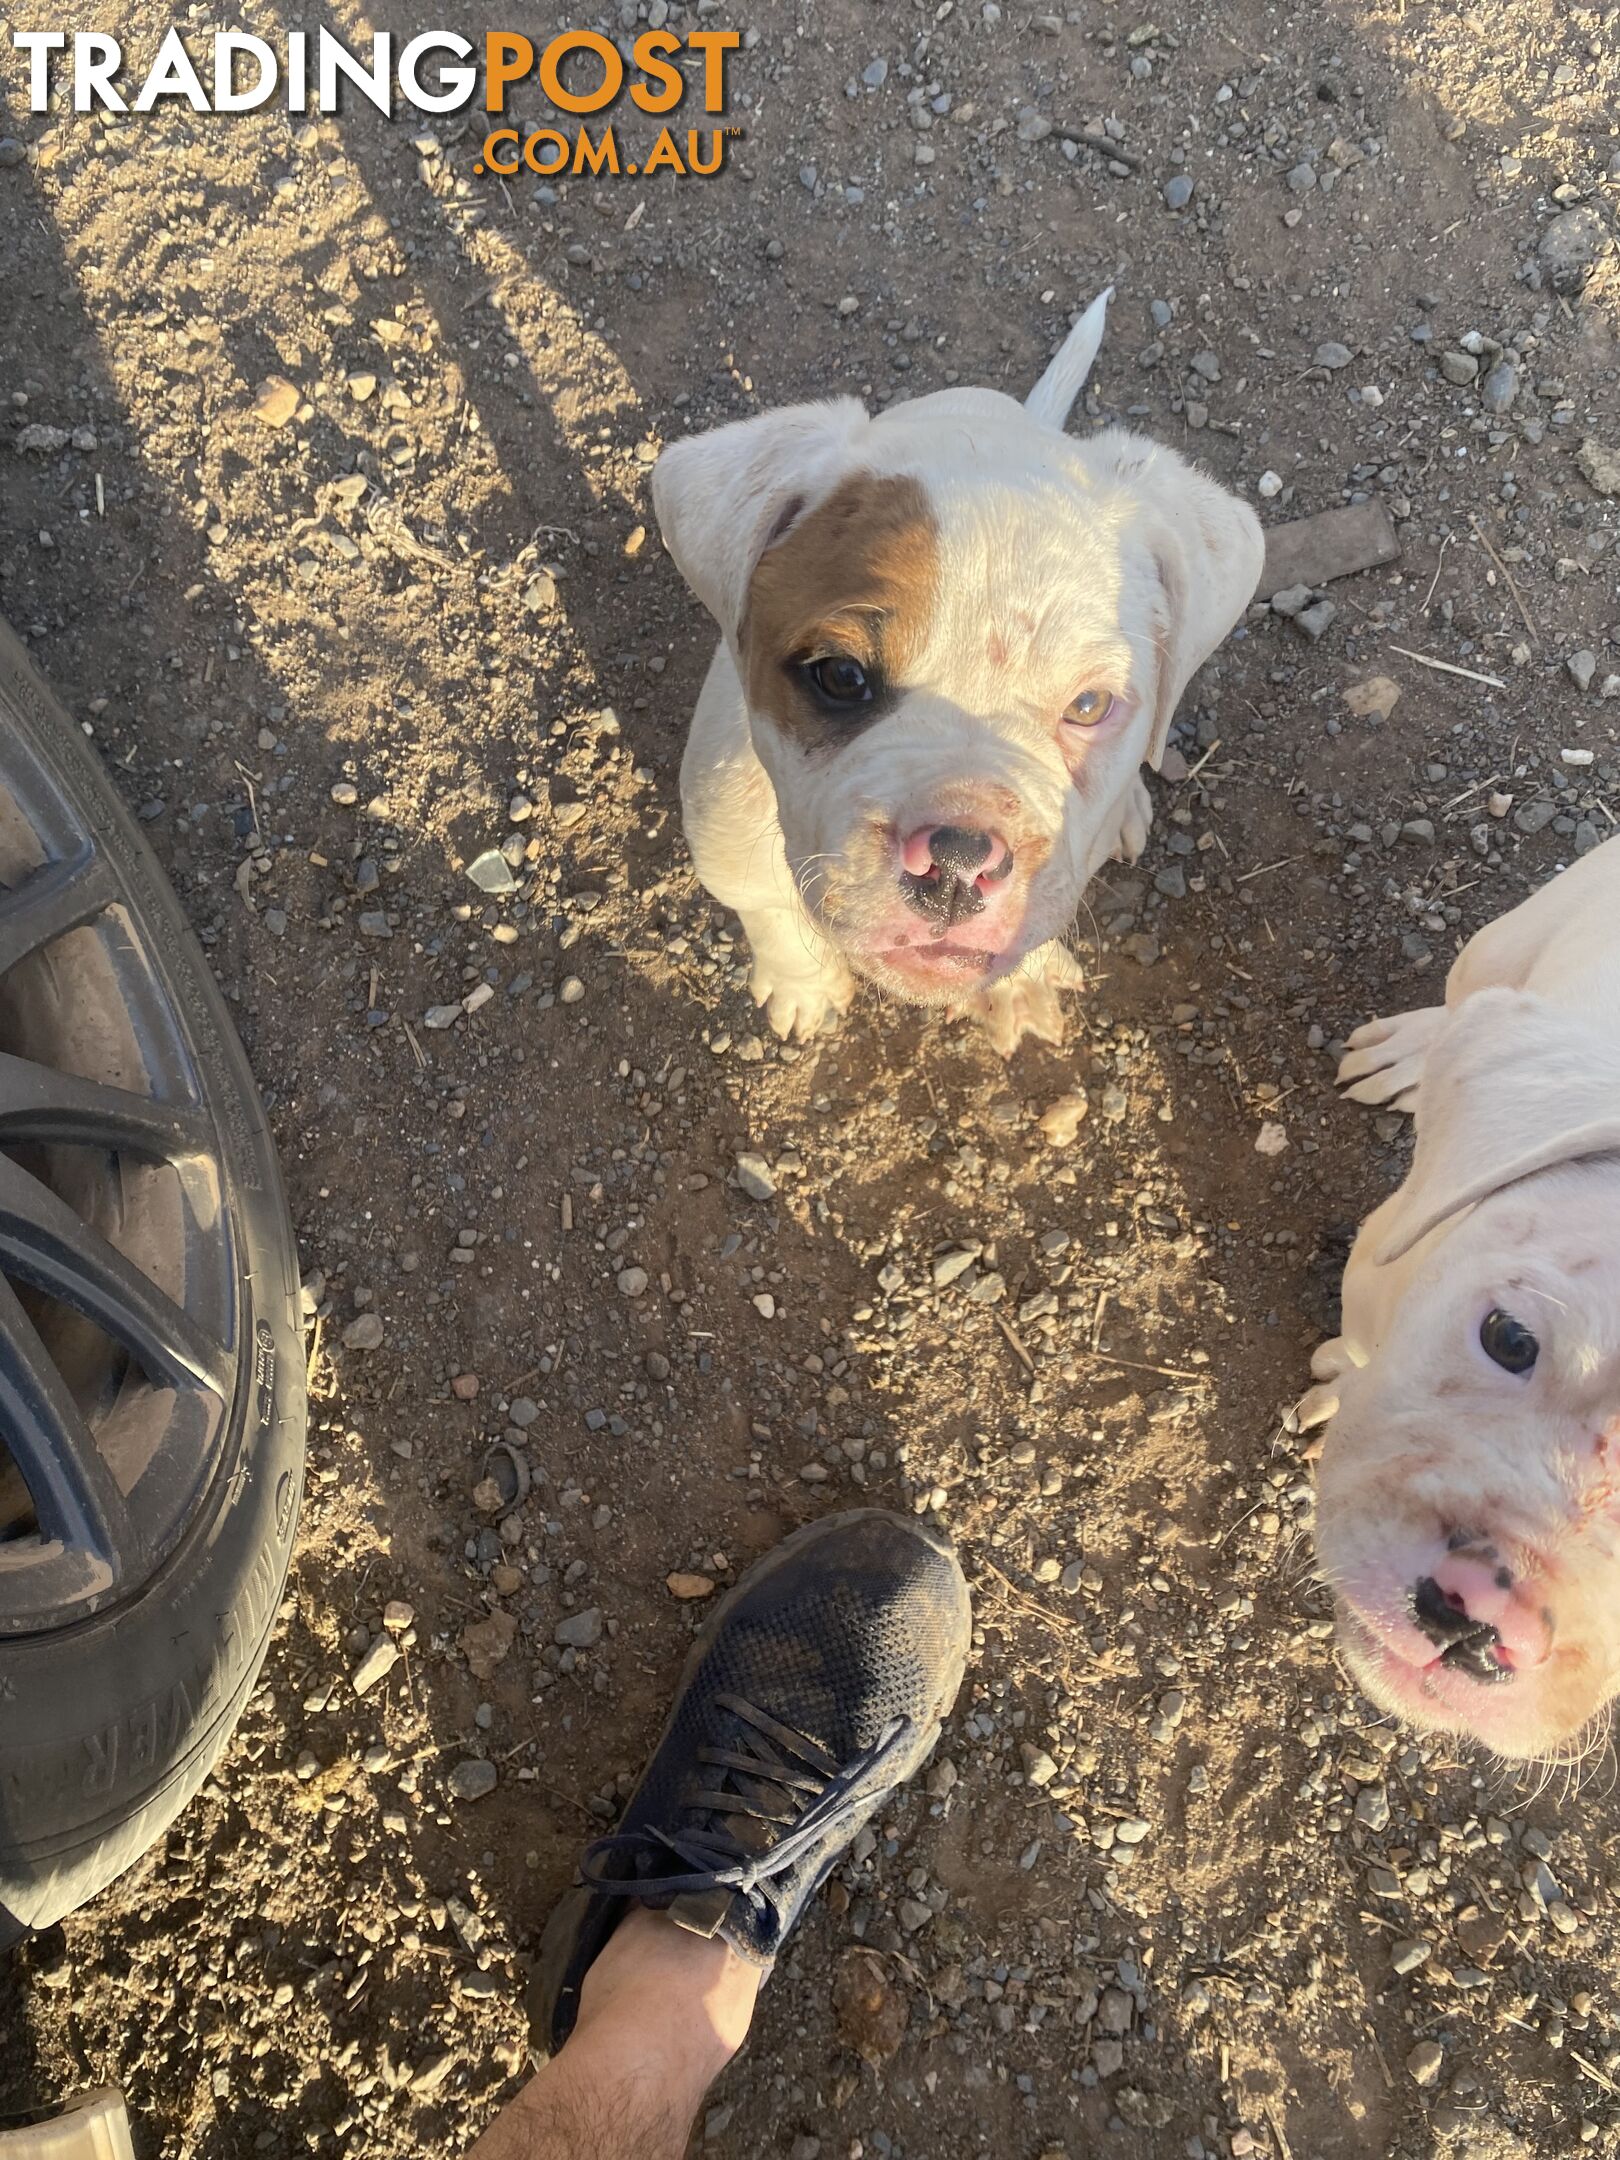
[1299,833,1620,1759]
[652,291,1263,1052]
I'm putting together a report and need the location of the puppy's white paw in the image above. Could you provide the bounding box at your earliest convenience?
[1107,775,1154,865]
[751,954,855,1041]
[1286,1380,1339,1438]
[1337,1004,1446,1113]
[954,973,1068,1056]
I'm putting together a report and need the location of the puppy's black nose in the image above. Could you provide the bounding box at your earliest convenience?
[1410,1576,1509,1684]
[929,826,995,876]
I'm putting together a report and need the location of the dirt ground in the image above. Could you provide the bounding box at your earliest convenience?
[2,1,1620,2154]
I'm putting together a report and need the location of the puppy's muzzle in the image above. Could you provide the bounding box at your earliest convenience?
[898,823,1014,927]
[1409,1575,1511,1685]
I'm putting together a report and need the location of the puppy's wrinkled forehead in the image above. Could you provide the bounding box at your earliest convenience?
[741,472,939,746]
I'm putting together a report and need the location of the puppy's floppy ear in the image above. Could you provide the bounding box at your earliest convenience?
[1377,988,1620,1263]
[652,399,870,645]
[1096,433,1264,768]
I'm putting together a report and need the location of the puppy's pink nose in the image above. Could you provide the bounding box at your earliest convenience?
[1412,1552,1552,1678]
[899,825,1013,884]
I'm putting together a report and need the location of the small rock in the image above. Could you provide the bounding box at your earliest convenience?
[1255,1121,1288,1157]
[667,1572,715,1600]
[1288,163,1319,194]
[555,1608,603,1649]
[896,1898,934,1933]
[1293,598,1338,639]
[1314,340,1352,370]
[1038,1091,1089,1147]
[1568,649,1598,692]
[1258,469,1284,498]
[735,1152,777,1201]
[1390,1938,1431,1974]
[343,1312,385,1351]
[833,1948,907,2065]
[1355,1784,1391,1832]
[1440,350,1480,386]
[1270,583,1313,618]
[617,1266,649,1298]
[1163,174,1194,210]
[252,375,301,427]
[466,848,518,895]
[447,1759,498,1803]
[1539,204,1609,295]
[1406,2039,1445,2086]
[0,138,27,170]
[351,1637,400,1695]
[1577,438,1620,496]
[423,1003,462,1030]
[559,976,585,1005]
[13,424,69,455]
[1481,359,1519,414]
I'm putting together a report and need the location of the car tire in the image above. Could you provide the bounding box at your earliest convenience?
[0,615,306,1947]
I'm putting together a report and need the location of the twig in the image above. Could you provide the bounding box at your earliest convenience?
[1236,856,1296,884]
[1389,645,1506,689]
[1419,533,1452,612]
[1471,517,1540,647]
[1185,737,1223,781]
[1053,124,1143,171]
[1266,2104,1296,2160]
[1081,1349,1211,1384]
[993,1313,1036,1376]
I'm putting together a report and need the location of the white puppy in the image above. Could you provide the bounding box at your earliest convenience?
[1300,833,1620,1759]
[652,291,1263,1052]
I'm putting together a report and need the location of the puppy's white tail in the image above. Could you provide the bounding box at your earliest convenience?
[1024,285,1112,432]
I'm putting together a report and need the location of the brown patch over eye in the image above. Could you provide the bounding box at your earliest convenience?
[740,472,939,748]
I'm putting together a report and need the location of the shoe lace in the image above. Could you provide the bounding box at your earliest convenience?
[578,1693,914,1913]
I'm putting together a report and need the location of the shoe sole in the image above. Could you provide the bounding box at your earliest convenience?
[527,1507,971,2052]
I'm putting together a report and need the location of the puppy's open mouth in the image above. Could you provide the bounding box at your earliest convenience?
[871,942,1008,985]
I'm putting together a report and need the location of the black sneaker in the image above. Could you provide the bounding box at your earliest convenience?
[532,1508,972,2049]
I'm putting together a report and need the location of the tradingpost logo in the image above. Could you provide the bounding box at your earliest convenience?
[10,27,743,179]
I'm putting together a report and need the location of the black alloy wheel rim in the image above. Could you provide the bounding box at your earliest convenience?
[0,721,238,1634]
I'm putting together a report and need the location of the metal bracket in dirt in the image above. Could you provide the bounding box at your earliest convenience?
[0,2090,134,2160]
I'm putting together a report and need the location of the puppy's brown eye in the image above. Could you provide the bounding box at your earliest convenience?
[801,655,873,708]
[1064,690,1115,728]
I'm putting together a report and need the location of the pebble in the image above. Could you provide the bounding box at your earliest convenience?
[1038,1092,1089,1147]
[350,1637,400,1694]
[330,780,359,806]
[1440,351,1479,386]
[423,1003,463,1030]
[1355,1785,1391,1832]
[251,375,300,427]
[0,138,26,170]
[447,1759,498,1803]
[342,1312,385,1351]
[1568,650,1598,692]
[1258,470,1284,498]
[1390,1939,1431,1973]
[555,1608,604,1649]
[1406,2040,1445,2086]
[1481,358,1519,413]
[617,1266,649,1297]
[735,1152,777,1201]
[465,848,518,895]
[667,1573,715,1600]
[1539,205,1608,295]
[1577,438,1620,496]
[1287,163,1318,194]
[1163,174,1194,210]
[1314,340,1352,370]
[559,976,585,1005]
